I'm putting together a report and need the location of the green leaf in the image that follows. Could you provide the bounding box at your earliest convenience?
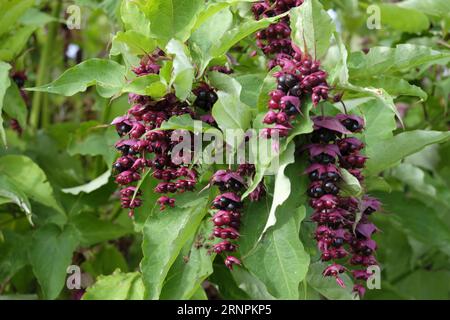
[352,76,427,101]
[378,3,430,33]
[338,168,362,197]
[261,142,295,236]
[210,15,284,59]
[0,155,65,218]
[83,270,144,300]
[243,206,310,299]
[190,286,208,300]
[67,124,117,164]
[190,8,233,74]
[136,0,203,44]
[290,0,335,59]
[395,270,450,300]
[376,192,450,256]
[64,124,116,194]
[326,32,349,85]
[256,67,280,113]
[208,71,242,97]
[70,212,130,246]
[0,26,36,61]
[110,31,158,56]
[166,39,195,100]
[389,163,437,199]
[361,99,397,148]
[0,175,32,225]
[0,0,34,37]
[366,130,450,175]
[141,194,210,299]
[209,71,253,135]
[243,102,313,198]
[213,92,253,132]
[306,262,354,300]
[61,170,111,195]
[26,59,126,98]
[0,60,11,147]
[159,114,214,132]
[19,7,57,27]
[209,263,251,299]
[343,83,404,127]
[231,268,275,300]
[120,0,151,36]
[160,220,215,299]
[0,231,32,283]
[81,245,128,277]
[2,82,28,128]
[29,224,80,300]
[399,0,450,19]
[348,45,450,79]
[121,74,167,99]
[236,73,266,109]
[192,1,232,32]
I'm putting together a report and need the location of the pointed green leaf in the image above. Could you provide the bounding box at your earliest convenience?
[141,194,210,299]
[0,155,65,218]
[160,220,215,299]
[166,40,195,100]
[136,0,203,43]
[290,0,335,59]
[0,175,32,225]
[83,271,144,300]
[261,142,295,236]
[30,224,80,300]
[71,212,130,246]
[366,130,450,175]
[243,206,310,299]
[26,59,126,98]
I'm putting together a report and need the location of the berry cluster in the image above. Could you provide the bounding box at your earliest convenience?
[113,93,198,215]
[305,114,381,297]
[210,164,265,270]
[255,21,292,56]
[251,0,383,297]
[261,53,330,138]
[112,53,200,215]
[252,0,303,64]
[253,0,331,139]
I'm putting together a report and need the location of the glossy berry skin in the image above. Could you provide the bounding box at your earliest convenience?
[342,118,362,132]
[194,86,218,111]
[311,128,337,144]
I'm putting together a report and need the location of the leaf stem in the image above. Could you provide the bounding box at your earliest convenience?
[30,0,62,129]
